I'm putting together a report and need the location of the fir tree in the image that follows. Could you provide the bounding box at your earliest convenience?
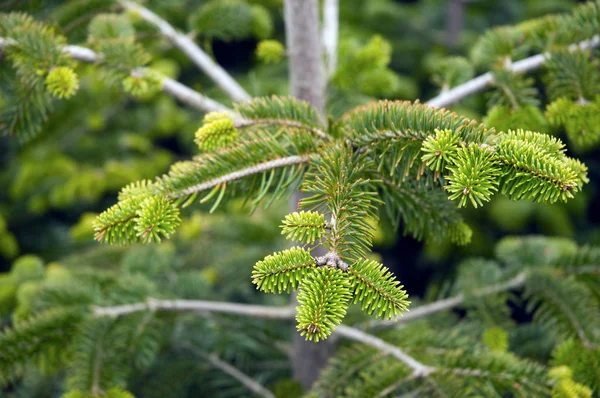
[0,1,599,397]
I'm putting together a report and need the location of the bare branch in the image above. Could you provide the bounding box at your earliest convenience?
[162,77,233,114]
[335,325,435,376]
[173,154,312,198]
[119,0,251,102]
[322,0,339,76]
[94,298,433,375]
[181,343,276,398]
[0,38,231,114]
[94,298,295,319]
[426,35,600,108]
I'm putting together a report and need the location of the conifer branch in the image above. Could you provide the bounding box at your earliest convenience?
[0,37,231,114]
[173,154,313,197]
[119,0,251,102]
[181,343,276,398]
[322,0,339,76]
[427,35,600,108]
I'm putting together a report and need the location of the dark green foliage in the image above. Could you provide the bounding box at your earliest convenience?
[546,98,600,152]
[0,308,86,385]
[0,13,73,140]
[489,68,540,109]
[524,271,600,347]
[544,50,600,102]
[188,0,273,41]
[376,176,467,243]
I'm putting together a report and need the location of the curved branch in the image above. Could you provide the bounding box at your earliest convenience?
[426,35,600,108]
[335,325,434,376]
[0,38,231,114]
[119,0,251,102]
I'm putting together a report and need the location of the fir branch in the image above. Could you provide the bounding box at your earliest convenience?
[427,35,600,108]
[174,154,312,198]
[0,37,231,114]
[252,247,316,293]
[118,0,251,102]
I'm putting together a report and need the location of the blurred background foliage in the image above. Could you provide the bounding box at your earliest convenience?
[1,0,600,396]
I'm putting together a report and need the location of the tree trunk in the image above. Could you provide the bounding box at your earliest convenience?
[446,0,464,48]
[284,0,326,116]
[283,0,330,390]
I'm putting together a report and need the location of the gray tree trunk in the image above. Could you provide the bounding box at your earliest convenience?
[284,0,326,116]
[283,0,331,390]
[446,0,464,48]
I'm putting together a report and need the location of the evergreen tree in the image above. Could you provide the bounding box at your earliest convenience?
[0,1,599,397]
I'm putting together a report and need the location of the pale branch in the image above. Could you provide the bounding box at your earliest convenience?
[181,343,276,398]
[95,271,528,328]
[426,35,600,108]
[235,119,331,141]
[94,299,432,375]
[0,38,231,114]
[372,272,528,329]
[335,325,435,376]
[94,298,296,319]
[162,77,233,114]
[119,0,251,102]
[322,0,339,76]
[174,154,313,198]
